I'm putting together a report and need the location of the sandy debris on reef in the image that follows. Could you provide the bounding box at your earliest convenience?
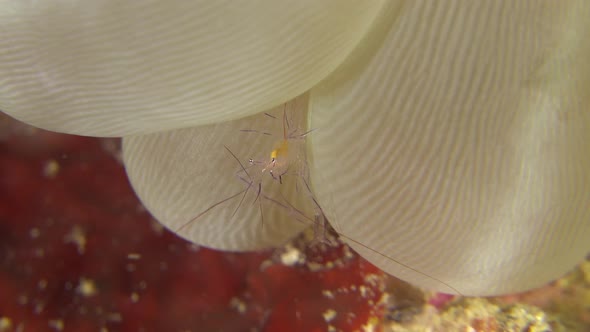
[381,258,590,331]
[273,221,590,331]
[386,297,557,332]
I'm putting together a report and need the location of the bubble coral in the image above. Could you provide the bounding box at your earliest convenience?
[1,1,589,296]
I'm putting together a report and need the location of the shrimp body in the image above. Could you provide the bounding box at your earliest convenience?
[264,139,290,182]
[270,139,289,163]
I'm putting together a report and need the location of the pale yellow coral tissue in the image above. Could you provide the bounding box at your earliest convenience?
[0,1,589,296]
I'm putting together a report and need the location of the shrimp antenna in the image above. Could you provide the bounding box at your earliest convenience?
[252,182,264,229]
[261,194,309,227]
[338,232,463,295]
[224,145,251,182]
[282,103,289,140]
[240,129,272,136]
[176,146,256,233]
[223,145,258,219]
[176,189,248,233]
[225,145,267,229]
[294,128,317,139]
[308,196,463,296]
[275,176,465,296]
[259,198,265,229]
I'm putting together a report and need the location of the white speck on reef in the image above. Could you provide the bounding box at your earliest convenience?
[64,226,86,254]
[363,274,381,286]
[376,293,389,306]
[359,285,368,298]
[322,290,335,299]
[280,245,302,266]
[361,317,378,332]
[230,297,247,314]
[127,253,141,260]
[323,309,337,323]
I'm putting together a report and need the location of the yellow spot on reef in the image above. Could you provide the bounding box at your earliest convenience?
[0,317,12,331]
[77,278,98,297]
[48,319,64,331]
[43,159,60,178]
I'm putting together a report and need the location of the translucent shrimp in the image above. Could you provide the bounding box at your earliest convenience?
[175,98,463,296]
[175,99,315,234]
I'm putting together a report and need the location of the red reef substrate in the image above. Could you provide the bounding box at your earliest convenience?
[0,115,386,332]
